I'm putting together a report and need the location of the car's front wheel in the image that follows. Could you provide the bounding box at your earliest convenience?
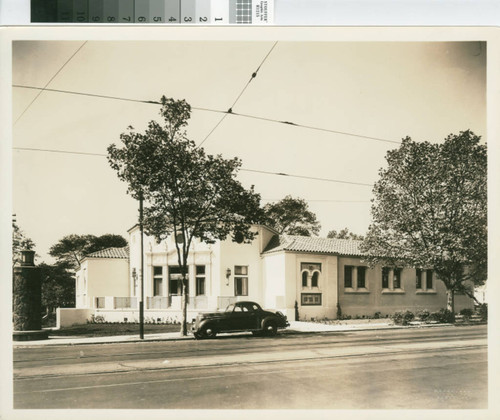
[263,320,277,336]
[199,324,217,339]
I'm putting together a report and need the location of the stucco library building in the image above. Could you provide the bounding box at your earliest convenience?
[68,224,473,326]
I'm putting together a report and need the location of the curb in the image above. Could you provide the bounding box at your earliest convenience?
[10,322,479,348]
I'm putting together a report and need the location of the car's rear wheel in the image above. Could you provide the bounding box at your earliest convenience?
[263,321,277,336]
[200,325,217,339]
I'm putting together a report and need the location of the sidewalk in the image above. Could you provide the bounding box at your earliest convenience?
[12,319,454,347]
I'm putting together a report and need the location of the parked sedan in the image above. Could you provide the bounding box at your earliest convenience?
[191,301,289,339]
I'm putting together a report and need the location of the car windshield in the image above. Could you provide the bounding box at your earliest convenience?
[225,304,235,312]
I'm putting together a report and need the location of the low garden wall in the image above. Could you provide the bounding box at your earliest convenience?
[57,308,94,328]
[56,308,206,327]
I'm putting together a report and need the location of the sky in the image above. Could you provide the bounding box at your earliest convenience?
[11,39,487,263]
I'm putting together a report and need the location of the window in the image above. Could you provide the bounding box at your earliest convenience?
[393,268,402,289]
[416,269,422,289]
[168,266,187,295]
[382,267,389,289]
[426,269,433,289]
[302,271,308,287]
[196,265,205,296]
[301,293,322,306]
[301,262,321,289]
[234,265,248,296]
[153,266,163,296]
[344,265,353,288]
[241,302,259,312]
[357,267,366,288]
[311,271,319,288]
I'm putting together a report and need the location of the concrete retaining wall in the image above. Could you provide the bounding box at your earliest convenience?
[57,308,209,327]
[94,309,201,324]
[57,308,94,328]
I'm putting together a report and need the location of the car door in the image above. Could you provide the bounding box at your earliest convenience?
[239,303,260,330]
[227,304,247,330]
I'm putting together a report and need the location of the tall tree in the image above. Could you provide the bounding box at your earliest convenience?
[107,96,263,336]
[361,131,487,316]
[327,228,364,240]
[49,234,127,269]
[39,261,76,315]
[263,195,321,236]
[12,216,35,267]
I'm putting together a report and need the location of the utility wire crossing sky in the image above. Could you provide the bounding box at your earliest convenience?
[11,39,486,262]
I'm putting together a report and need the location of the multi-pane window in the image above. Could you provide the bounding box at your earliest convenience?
[382,267,389,289]
[426,269,433,289]
[357,266,366,288]
[168,266,186,295]
[153,266,163,296]
[234,265,248,296]
[301,293,322,306]
[344,265,353,288]
[416,269,422,289]
[196,265,205,296]
[393,268,402,289]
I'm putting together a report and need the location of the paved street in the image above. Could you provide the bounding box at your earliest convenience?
[13,325,487,409]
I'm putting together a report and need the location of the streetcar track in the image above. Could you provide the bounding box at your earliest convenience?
[13,343,486,382]
[13,329,487,365]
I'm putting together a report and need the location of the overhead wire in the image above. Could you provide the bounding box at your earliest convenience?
[14,41,88,125]
[227,41,278,113]
[12,146,374,188]
[198,41,278,147]
[13,85,401,145]
[263,198,370,203]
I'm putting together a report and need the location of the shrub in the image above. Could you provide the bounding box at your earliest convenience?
[88,314,105,324]
[429,309,454,323]
[478,303,488,321]
[392,310,415,326]
[459,308,473,319]
[416,309,431,322]
[373,311,381,319]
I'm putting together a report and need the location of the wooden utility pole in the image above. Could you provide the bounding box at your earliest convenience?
[139,191,144,339]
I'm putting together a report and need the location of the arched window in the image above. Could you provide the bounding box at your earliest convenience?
[302,271,308,287]
[311,271,319,288]
[300,263,322,289]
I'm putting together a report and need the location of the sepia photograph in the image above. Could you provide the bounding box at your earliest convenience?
[3,26,497,417]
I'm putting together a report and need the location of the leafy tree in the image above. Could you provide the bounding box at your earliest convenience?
[39,261,75,315]
[361,131,487,316]
[12,216,35,266]
[107,96,263,336]
[49,234,127,269]
[263,195,320,236]
[327,228,364,240]
[87,234,128,254]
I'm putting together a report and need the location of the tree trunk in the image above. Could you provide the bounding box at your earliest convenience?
[180,276,188,336]
[446,289,456,323]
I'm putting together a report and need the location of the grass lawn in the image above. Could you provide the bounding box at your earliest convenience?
[48,323,190,337]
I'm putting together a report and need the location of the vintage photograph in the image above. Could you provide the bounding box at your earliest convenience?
[7,29,491,414]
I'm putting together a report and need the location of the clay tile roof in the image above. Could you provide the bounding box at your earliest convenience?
[263,235,365,256]
[86,246,129,259]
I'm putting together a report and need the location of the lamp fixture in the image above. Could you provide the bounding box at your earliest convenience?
[226,268,231,285]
